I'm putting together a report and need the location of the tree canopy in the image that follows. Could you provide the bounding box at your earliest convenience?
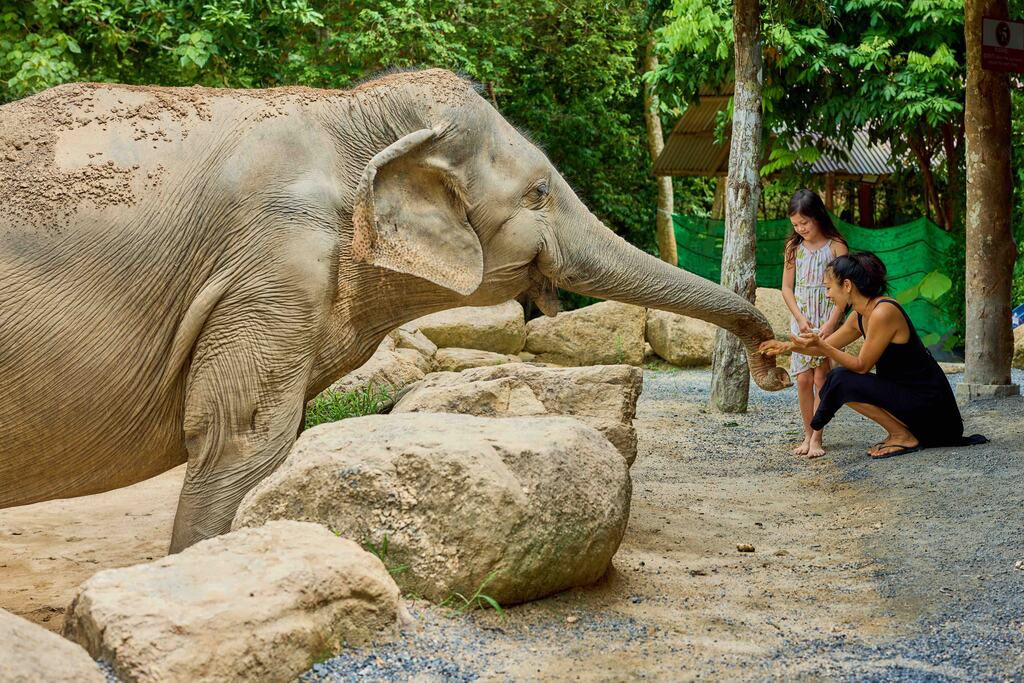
[1,0,1022,315]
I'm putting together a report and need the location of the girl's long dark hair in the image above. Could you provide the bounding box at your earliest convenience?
[785,189,846,264]
[826,252,888,298]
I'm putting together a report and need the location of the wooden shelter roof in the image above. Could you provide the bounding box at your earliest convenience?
[653,95,896,181]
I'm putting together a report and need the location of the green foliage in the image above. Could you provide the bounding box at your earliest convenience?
[0,1,326,99]
[652,0,967,182]
[1012,89,1024,307]
[894,269,954,348]
[304,385,391,429]
[613,333,627,365]
[760,145,820,178]
[440,572,504,616]
[941,226,967,348]
[894,270,952,306]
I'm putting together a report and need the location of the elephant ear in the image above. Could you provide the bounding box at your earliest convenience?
[352,128,483,296]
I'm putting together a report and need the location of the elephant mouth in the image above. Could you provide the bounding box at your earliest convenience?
[525,267,560,317]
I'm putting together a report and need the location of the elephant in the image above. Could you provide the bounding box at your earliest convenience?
[0,69,789,552]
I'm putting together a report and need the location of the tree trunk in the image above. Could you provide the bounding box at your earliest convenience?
[711,176,726,219]
[710,0,762,413]
[908,131,946,229]
[942,118,965,230]
[960,0,1020,399]
[643,39,677,266]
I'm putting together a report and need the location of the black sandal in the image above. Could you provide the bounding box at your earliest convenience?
[869,444,922,459]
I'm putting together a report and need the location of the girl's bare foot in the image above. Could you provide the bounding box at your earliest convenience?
[793,437,811,456]
[806,436,826,459]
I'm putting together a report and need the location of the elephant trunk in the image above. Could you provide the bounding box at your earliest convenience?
[545,213,790,391]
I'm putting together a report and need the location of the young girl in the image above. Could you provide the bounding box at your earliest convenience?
[782,189,848,458]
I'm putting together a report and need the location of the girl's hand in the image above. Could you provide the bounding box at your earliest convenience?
[818,321,835,339]
[791,332,825,355]
[797,317,813,334]
[759,339,789,357]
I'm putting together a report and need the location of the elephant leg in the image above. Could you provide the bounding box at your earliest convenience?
[168,286,326,553]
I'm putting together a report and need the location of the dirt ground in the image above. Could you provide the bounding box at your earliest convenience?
[2,368,1022,681]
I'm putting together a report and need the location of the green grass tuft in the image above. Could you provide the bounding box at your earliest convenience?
[440,572,505,617]
[304,384,391,429]
[363,534,410,577]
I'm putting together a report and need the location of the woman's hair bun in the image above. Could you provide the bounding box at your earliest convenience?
[826,252,888,297]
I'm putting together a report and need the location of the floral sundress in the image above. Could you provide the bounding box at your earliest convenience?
[790,239,836,377]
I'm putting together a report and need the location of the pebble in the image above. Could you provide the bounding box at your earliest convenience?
[737,544,755,553]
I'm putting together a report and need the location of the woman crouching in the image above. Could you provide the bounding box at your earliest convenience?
[760,252,986,458]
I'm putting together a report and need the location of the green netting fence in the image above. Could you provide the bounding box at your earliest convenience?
[673,214,955,340]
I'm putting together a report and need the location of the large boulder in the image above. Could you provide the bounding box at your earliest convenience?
[1014,325,1023,370]
[433,348,521,372]
[392,363,643,465]
[63,521,405,683]
[326,333,432,400]
[755,287,791,341]
[1,608,104,683]
[408,301,526,354]
[233,414,631,606]
[524,301,646,366]
[644,310,716,367]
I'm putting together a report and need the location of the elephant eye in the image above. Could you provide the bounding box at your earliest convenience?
[526,180,549,206]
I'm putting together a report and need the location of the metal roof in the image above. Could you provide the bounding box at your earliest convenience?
[653,96,896,180]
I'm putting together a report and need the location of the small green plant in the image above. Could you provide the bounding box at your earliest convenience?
[440,572,505,616]
[644,358,682,372]
[613,334,626,365]
[362,534,409,577]
[304,384,391,429]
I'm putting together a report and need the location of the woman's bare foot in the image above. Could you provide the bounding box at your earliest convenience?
[793,437,810,456]
[867,430,920,458]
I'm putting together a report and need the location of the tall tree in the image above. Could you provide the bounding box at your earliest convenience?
[643,38,677,265]
[709,0,762,412]
[960,0,1020,399]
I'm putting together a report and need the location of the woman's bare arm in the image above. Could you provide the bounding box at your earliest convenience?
[820,242,849,335]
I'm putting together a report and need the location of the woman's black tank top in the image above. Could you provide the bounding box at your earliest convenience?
[856,299,942,386]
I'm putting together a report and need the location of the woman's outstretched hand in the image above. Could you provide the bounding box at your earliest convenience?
[792,331,825,355]
[759,339,790,357]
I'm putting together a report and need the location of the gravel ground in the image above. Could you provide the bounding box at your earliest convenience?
[291,367,1024,682]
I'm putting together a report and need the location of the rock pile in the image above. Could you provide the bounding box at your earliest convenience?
[392,363,643,465]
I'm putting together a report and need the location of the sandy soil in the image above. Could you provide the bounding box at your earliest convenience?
[0,466,182,632]
[2,368,1022,681]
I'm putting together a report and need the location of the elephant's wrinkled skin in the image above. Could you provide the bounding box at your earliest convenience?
[0,70,789,551]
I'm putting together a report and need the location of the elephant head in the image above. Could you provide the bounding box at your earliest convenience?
[345,70,789,391]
